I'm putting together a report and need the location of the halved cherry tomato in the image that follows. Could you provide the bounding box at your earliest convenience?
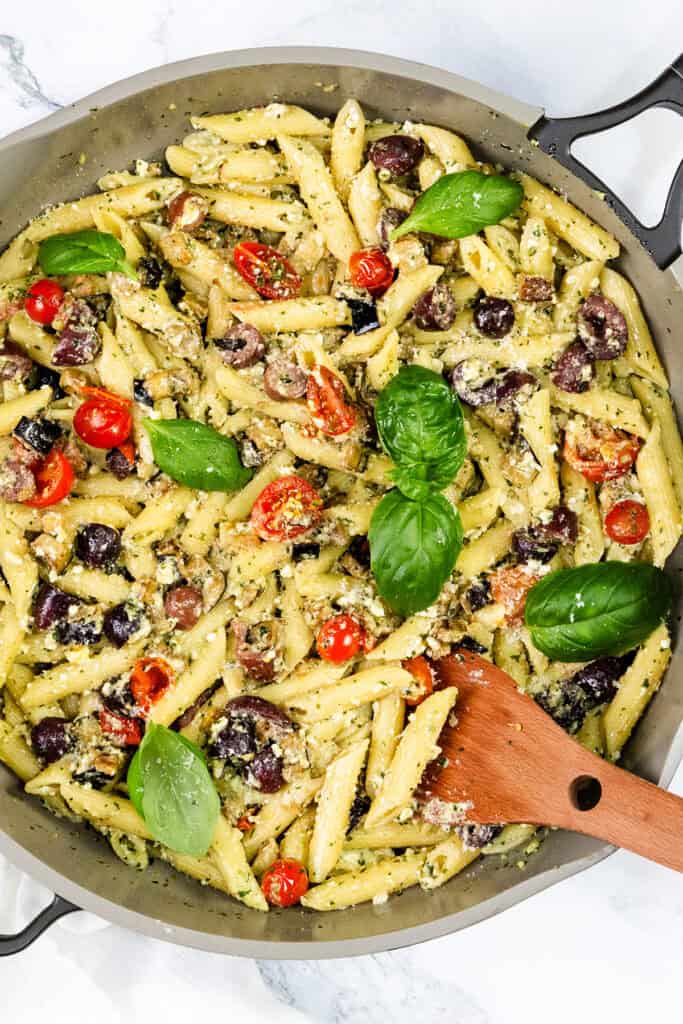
[306,365,356,436]
[563,419,640,483]
[74,386,133,449]
[99,707,143,747]
[261,858,309,907]
[24,450,75,508]
[402,655,434,707]
[250,474,323,541]
[233,242,301,300]
[605,499,650,545]
[24,279,64,325]
[490,566,541,624]
[349,247,394,297]
[130,657,175,714]
[236,814,254,833]
[317,613,368,663]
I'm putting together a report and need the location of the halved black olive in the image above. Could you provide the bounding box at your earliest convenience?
[347,298,380,335]
[13,416,62,455]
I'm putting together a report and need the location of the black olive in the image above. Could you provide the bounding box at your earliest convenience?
[29,364,65,398]
[456,823,503,849]
[133,379,154,406]
[347,298,380,335]
[102,604,141,647]
[56,619,102,645]
[137,256,163,290]
[33,583,81,630]
[72,768,114,790]
[30,717,72,763]
[75,524,122,567]
[105,447,135,479]
[292,541,322,562]
[13,416,62,455]
[458,636,488,655]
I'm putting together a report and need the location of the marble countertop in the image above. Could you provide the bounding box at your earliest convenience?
[1,3,682,1021]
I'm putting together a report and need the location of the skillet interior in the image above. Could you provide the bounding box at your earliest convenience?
[1,50,682,957]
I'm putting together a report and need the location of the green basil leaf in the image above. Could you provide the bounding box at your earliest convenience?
[128,723,220,856]
[144,418,253,492]
[524,562,673,662]
[391,170,523,242]
[369,489,463,616]
[375,366,466,490]
[38,230,137,279]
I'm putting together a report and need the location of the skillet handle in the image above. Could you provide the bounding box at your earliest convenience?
[529,54,683,269]
[0,894,78,956]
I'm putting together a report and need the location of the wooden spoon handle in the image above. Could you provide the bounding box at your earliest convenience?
[555,747,683,872]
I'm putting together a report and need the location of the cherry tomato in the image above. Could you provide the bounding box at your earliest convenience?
[74,386,133,449]
[24,279,64,325]
[349,247,394,297]
[130,657,175,714]
[605,499,650,545]
[316,613,367,663]
[306,365,356,437]
[233,242,301,300]
[24,450,75,508]
[236,814,254,833]
[261,858,309,907]
[99,707,143,747]
[402,655,434,706]
[250,474,323,541]
[563,420,640,483]
[490,566,541,624]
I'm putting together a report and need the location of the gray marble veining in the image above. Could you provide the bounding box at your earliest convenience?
[0,34,60,115]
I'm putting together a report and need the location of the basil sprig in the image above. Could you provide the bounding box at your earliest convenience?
[39,230,137,279]
[144,418,253,492]
[525,562,673,662]
[127,724,220,856]
[369,366,465,616]
[391,170,523,242]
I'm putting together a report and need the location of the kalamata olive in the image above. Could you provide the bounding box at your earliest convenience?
[292,541,322,561]
[225,694,294,732]
[263,358,307,401]
[513,505,578,564]
[347,789,371,834]
[379,207,408,249]
[30,717,71,763]
[513,530,558,564]
[551,340,595,393]
[494,369,537,406]
[137,256,163,290]
[413,283,457,331]
[167,190,209,233]
[211,718,257,760]
[464,577,491,613]
[163,585,203,630]
[105,446,135,479]
[541,505,578,543]
[368,135,425,177]
[215,323,266,368]
[519,276,553,302]
[346,298,380,335]
[56,618,102,645]
[12,416,62,456]
[75,524,121,567]
[103,604,141,647]
[33,583,80,630]
[246,744,285,793]
[578,294,628,359]
[571,653,634,706]
[52,300,100,367]
[0,340,33,382]
[450,361,499,407]
[473,297,515,338]
[133,379,154,406]
[456,823,503,849]
[29,363,64,398]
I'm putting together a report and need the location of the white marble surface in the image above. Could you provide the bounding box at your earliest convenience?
[1,3,683,1021]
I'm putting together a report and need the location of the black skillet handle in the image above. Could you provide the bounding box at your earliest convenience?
[0,894,78,956]
[529,54,683,269]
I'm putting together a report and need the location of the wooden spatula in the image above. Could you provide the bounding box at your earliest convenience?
[418,649,683,872]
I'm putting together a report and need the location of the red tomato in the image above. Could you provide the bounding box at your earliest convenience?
[261,858,309,907]
[306,365,356,436]
[236,814,254,833]
[402,655,434,707]
[250,474,323,541]
[563,420,640,483]
[233,242,301,300]
[74,387,133,449]
[490,566,541,624]
[605,499,650,545]
[316,613,367,663]
[24,279,64,325]
[24,450,74,508]
[99,707,143,747]
[130,657,175,714]
[349,247,394,297]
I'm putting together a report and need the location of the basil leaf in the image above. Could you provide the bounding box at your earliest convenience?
[375,366,466,491]
[525,562,673,662]
[127,723,220,856]
[391,170,523,242]
[144,418,253,492]
[369,489,463,616]
[39,230,137,279]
